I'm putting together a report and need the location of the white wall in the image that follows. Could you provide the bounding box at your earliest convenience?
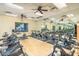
[0,15,36,38]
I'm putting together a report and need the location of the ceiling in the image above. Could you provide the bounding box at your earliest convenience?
[0,3,79,21]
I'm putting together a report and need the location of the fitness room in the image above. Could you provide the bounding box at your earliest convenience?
[0,3,79,56]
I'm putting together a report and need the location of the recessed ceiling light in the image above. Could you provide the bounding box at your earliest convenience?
[5,3,24,10]
[53,3,67,9]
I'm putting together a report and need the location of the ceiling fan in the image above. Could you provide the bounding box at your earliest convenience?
[32,6,48,14]
[5,11,27,19]
[20,14,27,19]
[60,15,67,21]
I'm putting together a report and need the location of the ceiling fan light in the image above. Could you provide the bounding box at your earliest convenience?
[35,12,43,16]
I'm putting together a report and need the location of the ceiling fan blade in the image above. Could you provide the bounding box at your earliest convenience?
[39,10,43,14]
[41,9,48,11]
[34,10,38,13]
[24,15,27,18]
[32,9,37,10]
[21,14,23,19]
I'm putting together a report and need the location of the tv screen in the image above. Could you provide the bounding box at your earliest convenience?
[15,22,28,32]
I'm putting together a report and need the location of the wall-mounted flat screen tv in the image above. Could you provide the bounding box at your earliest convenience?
[15,22,28,32]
